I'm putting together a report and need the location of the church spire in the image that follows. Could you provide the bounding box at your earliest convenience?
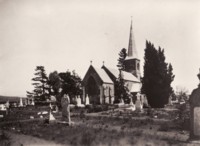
[127,18,138,59]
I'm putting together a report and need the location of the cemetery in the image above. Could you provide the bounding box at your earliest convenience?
[0,1,199,145]
[0,90,199,146]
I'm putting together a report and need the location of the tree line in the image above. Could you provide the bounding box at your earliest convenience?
[27,67,82,107]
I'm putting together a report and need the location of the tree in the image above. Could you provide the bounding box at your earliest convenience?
[176,86,189,102]
[141,41,175,108]
[117,48,127,70]
[59,70,82,101]
[48,71,62,96]
[115,48,129,103]
[115,71,129,103]
[31,66,50,102]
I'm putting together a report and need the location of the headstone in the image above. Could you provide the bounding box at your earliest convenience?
[111,96,114,104]
[168,95,172,105]
[135,93,142,111]
[130,97,134,106]
[121,98,124,105]
[49,103,53,110]
[19,98,23,107]
[85,94,90,105]
[189,69,200,139]
[77,96,81,106]
[5,101,10,108]
[49,111,55,121]
[31,99,35,106]
[61,94,71,124]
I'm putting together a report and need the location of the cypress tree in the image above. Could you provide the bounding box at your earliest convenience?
[142,41,175,108]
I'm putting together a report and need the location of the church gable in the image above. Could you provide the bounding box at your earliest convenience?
[82,65,102,86]
[82,65,113,87]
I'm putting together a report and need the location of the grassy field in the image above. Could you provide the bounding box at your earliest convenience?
[0,104,197,146]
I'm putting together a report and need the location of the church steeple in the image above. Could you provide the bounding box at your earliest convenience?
[127,18,138,59]
[124,18,140,79]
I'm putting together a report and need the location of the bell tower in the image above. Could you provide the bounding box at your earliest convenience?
[124,19,140,79]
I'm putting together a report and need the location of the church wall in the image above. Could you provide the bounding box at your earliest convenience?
[103,83,114,104]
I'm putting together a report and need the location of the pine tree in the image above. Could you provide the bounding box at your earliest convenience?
[142,41,175,108]
[117,48,127,70]
[115,48,129,103]
[115,70,129,103]
[31,66,49,102]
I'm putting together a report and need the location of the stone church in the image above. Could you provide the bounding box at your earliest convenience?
[82,20,141,104]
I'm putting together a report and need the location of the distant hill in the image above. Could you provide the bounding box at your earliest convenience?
[0,95,27,103]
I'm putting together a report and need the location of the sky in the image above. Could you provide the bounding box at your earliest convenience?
[0,0,200,97]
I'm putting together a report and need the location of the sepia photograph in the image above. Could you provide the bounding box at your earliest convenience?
[0,0,200,145]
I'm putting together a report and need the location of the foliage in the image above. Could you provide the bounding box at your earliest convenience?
[175,86,189,102]
[115,70,129,103]
[115,48,129,103]
[59,70,82,101]
[48,71,62,96]
[48,71,62,107]
[28,66,50,102]
[117,48,127,70]
[141,41,175,108]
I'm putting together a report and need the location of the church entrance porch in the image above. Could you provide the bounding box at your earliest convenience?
[87,76,100,104]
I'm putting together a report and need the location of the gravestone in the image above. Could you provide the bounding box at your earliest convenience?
[19,98,23,107]
[111,96,114,104]
[130,97,134,106]
[31,99,35,106]
[85,94,90,105]
[168,95,173,105]
[77,96,81,106]
[189,69,200,139]
[49,111,55,122]
[5,101,10,108]
[135,93,142,111]
[61,94,71,124]
[121,98,124,105]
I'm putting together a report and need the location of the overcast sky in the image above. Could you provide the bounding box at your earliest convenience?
[0,0,200,97]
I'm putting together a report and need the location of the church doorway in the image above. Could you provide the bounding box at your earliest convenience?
[87,76,100,104]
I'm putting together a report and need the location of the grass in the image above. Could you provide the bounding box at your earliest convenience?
[0,105,192,146]
[0,131,11,146]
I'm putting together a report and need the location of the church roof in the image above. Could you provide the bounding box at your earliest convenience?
[105,67,140,83]
[93,67,113,84]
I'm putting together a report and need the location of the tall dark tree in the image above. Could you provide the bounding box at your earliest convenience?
[31,66,49,102]
[142,41,175,108]
[117,48,127,70]
[115,48,129,103]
